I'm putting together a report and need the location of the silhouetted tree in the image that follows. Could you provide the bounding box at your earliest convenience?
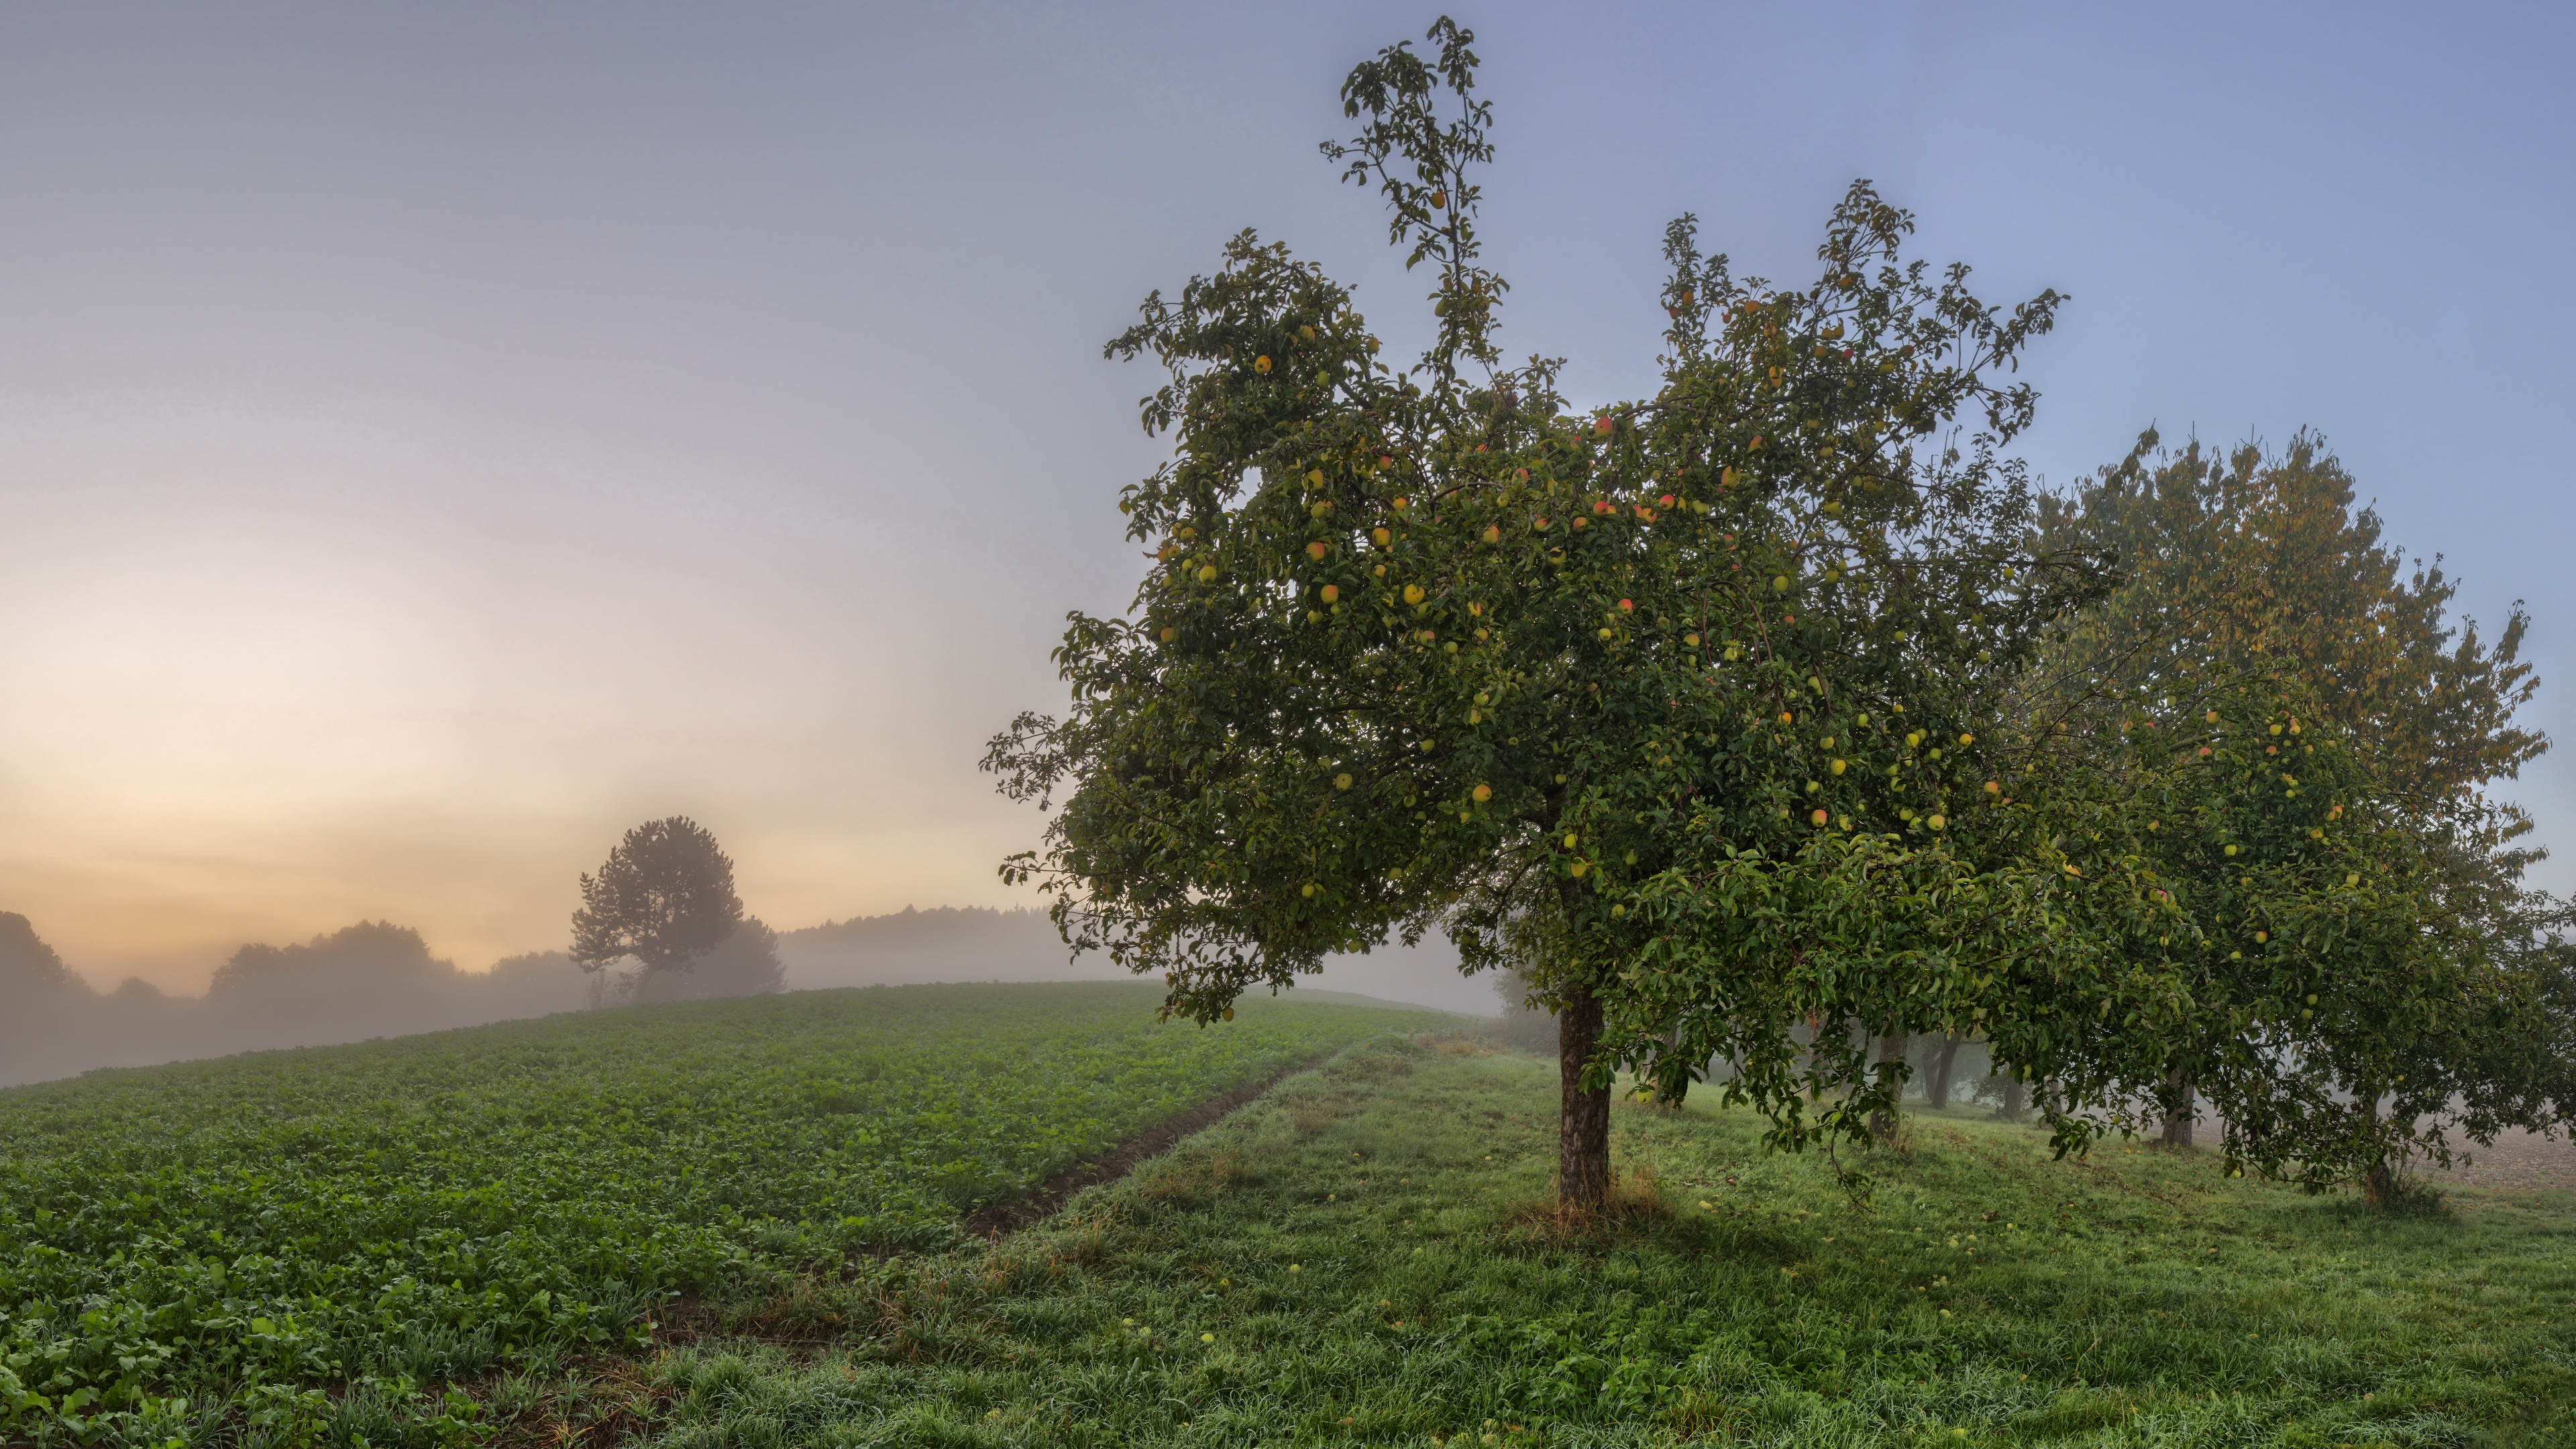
[570,817,745,990]
[205,921,467,1050]
[0,912,82,1005]
[0,913,92,1081]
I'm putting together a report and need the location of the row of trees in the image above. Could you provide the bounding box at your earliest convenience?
[0,917,587,1085]
[987,19,2575,1207]
[0,818,777,1085]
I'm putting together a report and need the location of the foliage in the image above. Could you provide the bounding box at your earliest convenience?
[2039,428,2546,824]
[0,912,80,1002]
[505,1045,2576,1447]
[2023,432,2576,1187]
[984,18,2139,1188]
[570,816,747,979]
[205,920,457,1002]
[0,983,1410,1446]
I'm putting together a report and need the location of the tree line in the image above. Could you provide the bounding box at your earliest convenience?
[0,816,782,1087]
[985,17,2575,1208]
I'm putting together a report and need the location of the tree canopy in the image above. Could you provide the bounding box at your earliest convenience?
[570,816,746,981]
[2025,432,2573,1193]
[987,18,2572,1206]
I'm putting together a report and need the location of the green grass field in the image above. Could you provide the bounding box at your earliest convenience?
[0,983,1425,1447]
[542,1037,2576,1449]
[9,987,2575,1448]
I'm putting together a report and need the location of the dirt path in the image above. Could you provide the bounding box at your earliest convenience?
[961,1057,1317,1237]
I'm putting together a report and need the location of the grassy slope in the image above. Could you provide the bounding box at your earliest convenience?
[0,983,1429,1446]
[588,1038,2576,1449]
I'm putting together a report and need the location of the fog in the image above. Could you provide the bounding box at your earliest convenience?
[0,905,1496,1089]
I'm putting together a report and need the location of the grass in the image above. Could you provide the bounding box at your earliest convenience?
[0,983,1427,1447]
[525,1036,2576,1449]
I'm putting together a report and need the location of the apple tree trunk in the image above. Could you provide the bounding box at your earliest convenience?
[1868,1030,1907,1141]
[2159,1069,2196,1146]
[1999,1069,2027,1122]
[1926,1033,1964,1110]
[1558,983,1611,1208]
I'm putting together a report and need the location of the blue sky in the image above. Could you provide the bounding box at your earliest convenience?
[3,3,2570,991]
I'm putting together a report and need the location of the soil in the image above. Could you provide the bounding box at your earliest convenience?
[961,1057,1317,1238]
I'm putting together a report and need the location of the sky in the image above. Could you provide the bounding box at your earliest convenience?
[3,3,2573,995]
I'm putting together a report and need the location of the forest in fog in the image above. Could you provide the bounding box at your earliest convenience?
[0,908,1065,1087]
[0,904,1482,1087]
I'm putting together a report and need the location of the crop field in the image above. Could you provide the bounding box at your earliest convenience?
[0,982,1425,1446]
[10,988,2575,1449]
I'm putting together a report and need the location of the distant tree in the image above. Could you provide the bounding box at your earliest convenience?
[0,912,82,1004]
[475,950,593,1017]
[570,817,746,989]
[633,918,786,1003]
[207,920,458,999]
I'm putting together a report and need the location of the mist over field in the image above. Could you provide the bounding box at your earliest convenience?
[0,904,1493,1087]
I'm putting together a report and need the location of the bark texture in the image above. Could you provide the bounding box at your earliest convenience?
[1999,1070,2027,1122]
[1557,984,1611,1207]
[2361,1159,2397,1206]
[1926,1034,1965,1110]
[2159,1070,2196,1146]
[1868,1030,1907,1141]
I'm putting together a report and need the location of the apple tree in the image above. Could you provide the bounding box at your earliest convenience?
[985,19,2149,1203]
[2026,432,2574,1191]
